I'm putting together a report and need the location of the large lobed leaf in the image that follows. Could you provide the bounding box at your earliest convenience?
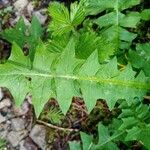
[0,39,149,116]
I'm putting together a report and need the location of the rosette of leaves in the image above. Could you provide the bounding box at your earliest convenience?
[0,39,149,116]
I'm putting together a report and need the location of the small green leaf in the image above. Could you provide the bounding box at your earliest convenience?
[69,141,81,150]
[75,32,98,59]
[1,18,26,48]
[0,138,6,149]
[125,126,141,141]
[1,16,43,64]
[10,42,30,67]
[95,12,124,27]
[70,2,86,26]
[120,12,141,28]
[48,2,72,35]
[94,123,120,150]
[141,9,150,21]
[118,0,141,11]
[80,132,94,150]
[119,117,139,130]
[129,43,150,77]
[138,126,150,150]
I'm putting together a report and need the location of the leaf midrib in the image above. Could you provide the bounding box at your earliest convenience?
[0,65,149,90]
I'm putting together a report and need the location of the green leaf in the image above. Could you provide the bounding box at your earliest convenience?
[48,2,72,35]
[55,39,80,114]
[75,30,117,63]
[141,9,150,21]
[125,126,141,141]
[120,12,141,28]
[118,109,134,118]
[95,12,124,27]
[136,103,150,119]
[1,17,43,64]
[0,138,6,149]
[119,117,138,130]
[86,0,140,15]
[46,33,70,53]
[75,32,98,59]
[0,42,56,115]
[92,0,140,62]
[119,27,137,42]
[48,0,141,63]
[9,42,30,67]
[80,132,94,150]
[80,123,125,150]
[27,16,43,63]
[119,99,150,143]
[97,37,117,62]
[94,123,121,150]
[70,1,86,26]
[95,11,139,50]
[78,50,100,111]
[69,141,81,150]
[1,18,26,48]
[118,0,141,11]
[48,1,86,36]
[129,43,150,77]
[0,39,149,116]
[138,126,150,150]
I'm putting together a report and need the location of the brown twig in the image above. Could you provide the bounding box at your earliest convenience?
[37,120,79,132]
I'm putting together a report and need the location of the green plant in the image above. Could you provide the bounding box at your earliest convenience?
[40,106,64,124]
[0,40,149,115]
[0,138,6,149]
[47,0,149,63]
[0,0,150,149]
[1,16,43,65]
[69,99,150,150]
[129,43,150,76]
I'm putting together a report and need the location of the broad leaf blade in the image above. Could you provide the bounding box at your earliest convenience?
[0,40,149,116]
